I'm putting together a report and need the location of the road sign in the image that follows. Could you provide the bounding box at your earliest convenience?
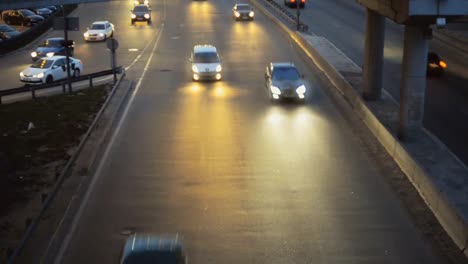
[106,38,119,51]
[53,17,80,31]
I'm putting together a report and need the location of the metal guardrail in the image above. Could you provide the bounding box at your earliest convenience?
[0,67,122,104]
[259,0,309,32]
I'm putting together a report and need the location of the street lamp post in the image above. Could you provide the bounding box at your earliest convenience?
[296,0,300,30]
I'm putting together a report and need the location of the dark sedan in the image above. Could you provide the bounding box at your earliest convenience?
[265,62,307,101]
[3,9,44,26]
[30,7,53,18]
[0,24,21,39]
[232,3,255,21]
[427,51,446,77]
[131,4,151,24]
[43,6,59,12]
[30,37,74,61]
[121,234,187,264]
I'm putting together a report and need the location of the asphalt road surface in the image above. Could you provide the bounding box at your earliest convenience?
[274,0,468,165]
[49,0,444,263]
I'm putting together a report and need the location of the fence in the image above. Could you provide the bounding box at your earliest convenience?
[0,67,122,104]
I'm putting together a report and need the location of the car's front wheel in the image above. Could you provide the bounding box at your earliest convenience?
[46,75,53,83]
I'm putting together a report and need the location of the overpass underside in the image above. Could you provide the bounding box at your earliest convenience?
[0,0,111,9]
[357,0,468,139]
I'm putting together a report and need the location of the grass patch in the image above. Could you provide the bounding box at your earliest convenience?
[0,86,108,217]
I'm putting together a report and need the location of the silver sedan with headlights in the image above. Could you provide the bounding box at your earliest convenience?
[20,56,83,85]
[232,3,254,21]
[83,21,114,41]
[265,62,307,101]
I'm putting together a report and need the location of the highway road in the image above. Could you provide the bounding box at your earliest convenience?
[36,0,445,263]
[274,0,468,165]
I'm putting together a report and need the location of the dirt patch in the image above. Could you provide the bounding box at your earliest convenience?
[0,86,108,259]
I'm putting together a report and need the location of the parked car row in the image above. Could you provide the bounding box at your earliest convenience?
[18,19,116,85]
[1,5,60,27]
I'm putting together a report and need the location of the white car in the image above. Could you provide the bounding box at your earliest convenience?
[190,45,222,81]
[83,21,114,42]
[20,56,83,85]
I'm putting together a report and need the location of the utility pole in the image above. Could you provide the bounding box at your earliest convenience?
[296,0,300,30]
[62,5,72,93]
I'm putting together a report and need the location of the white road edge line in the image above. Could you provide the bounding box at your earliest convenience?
[53,22,165,264]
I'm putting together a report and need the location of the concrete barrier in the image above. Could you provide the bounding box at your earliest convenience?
[250,0,468,258]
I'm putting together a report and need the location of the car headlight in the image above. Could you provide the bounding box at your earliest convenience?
[296,84,306,94]
[249,11,254,17]
[99,33,104,37]
[131,14,136,19]
[46,52,54,57]
[31,51,37,58]
[33,72,44,78]
[20,72,24,77]
[234,11,240,17]
[84,32,89,38]
[270,86,281,95]
[216,64,222,72]
[144,14,150,19]
[192,65,199,73]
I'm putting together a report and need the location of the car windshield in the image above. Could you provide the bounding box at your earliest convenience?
[19,10,35,16]
[40,39,62,47]
[31,59,53,69]
[237,5,251,10]
[193,52,219,63]
[133,6,149,12]
[90,24,105,30]
[272,67,300,80]
[0,25,15,32]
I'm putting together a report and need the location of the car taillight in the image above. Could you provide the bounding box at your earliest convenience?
[439,60,447,68]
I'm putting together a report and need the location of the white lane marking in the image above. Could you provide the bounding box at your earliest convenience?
[125,28,160,71]
[53,21,166,264]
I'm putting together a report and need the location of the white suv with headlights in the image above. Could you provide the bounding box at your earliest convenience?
[190,45,222,81]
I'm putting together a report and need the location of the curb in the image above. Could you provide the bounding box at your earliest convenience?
[6,72,131,263]
[250,0,468,259]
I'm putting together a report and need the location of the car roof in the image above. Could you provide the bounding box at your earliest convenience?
[271,62,296,68]
[121,234,184,260]
[236,3,251,7]
[193,45,217,53]
[45,37,65,41]
[92,21,109,24]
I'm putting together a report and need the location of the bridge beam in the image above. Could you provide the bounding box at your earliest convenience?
[0,0,110,9]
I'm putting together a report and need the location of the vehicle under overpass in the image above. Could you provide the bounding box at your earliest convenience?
[0,0,110,9]
[357,0,468,139]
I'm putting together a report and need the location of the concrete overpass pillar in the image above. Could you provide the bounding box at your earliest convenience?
[363,8,385,100]
[398,25,429,140]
